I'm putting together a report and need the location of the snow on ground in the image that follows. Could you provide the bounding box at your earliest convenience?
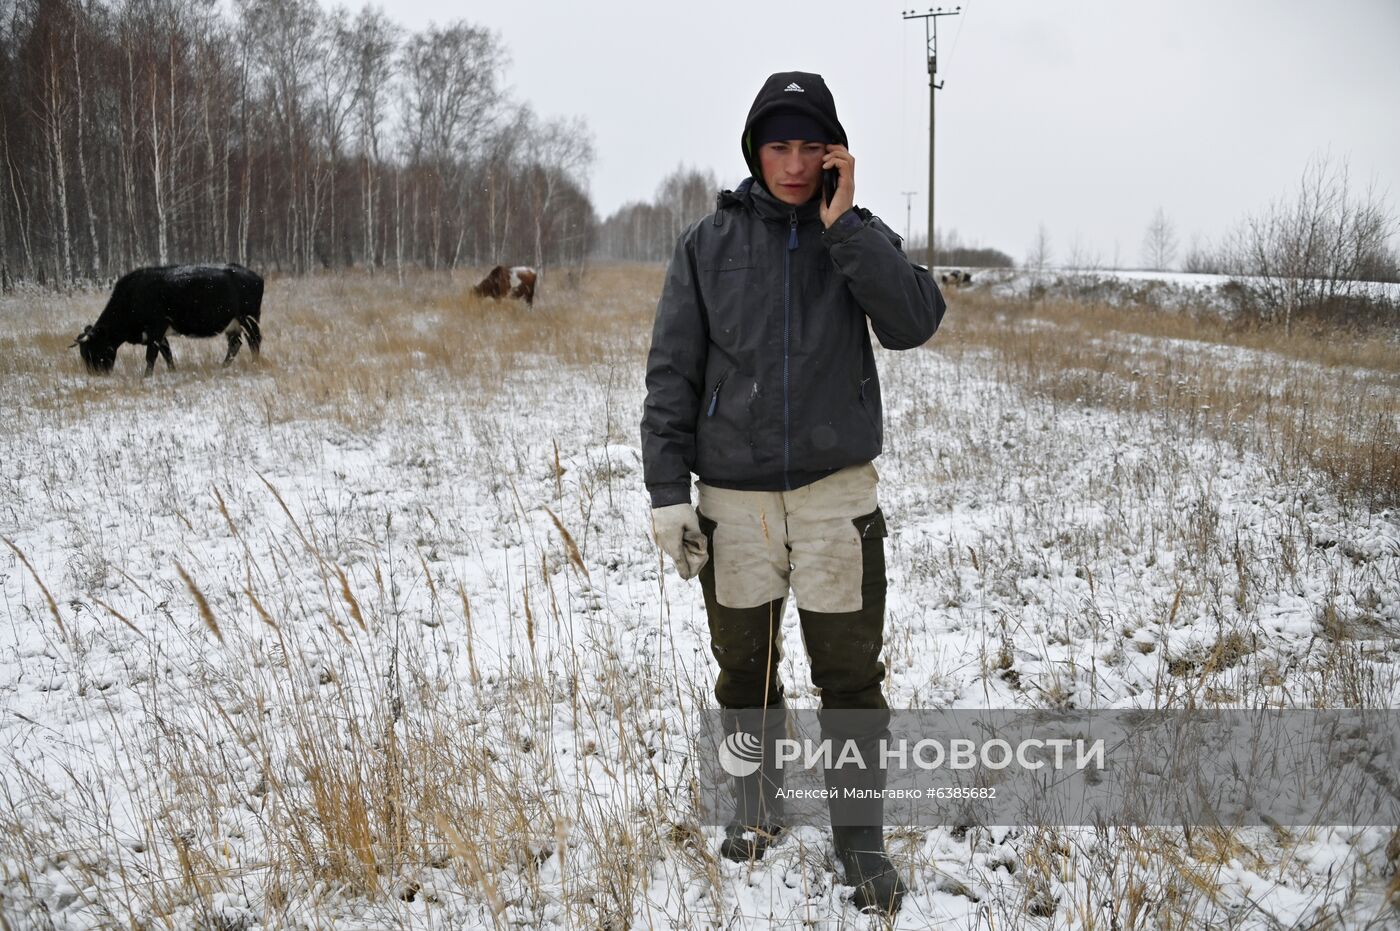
[942,265,1400,315]
[0,270,1397,929]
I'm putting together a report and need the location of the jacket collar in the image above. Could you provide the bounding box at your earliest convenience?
[718,177,823,223]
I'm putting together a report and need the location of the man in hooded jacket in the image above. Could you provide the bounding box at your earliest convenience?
[641,70,945,915]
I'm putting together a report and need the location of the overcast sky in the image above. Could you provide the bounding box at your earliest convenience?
[390,0,1399,267]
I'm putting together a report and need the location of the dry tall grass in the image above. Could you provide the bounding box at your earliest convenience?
[0,264,662,428]
[935,289,1399,513]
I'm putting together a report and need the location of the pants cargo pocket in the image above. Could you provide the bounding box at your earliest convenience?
[698,509,786,709]
[852,506,888,606]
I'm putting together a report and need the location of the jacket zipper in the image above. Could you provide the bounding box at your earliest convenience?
[783,209,798,490]
[707,373,729,416]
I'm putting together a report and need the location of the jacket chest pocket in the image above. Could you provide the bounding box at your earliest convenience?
[700,255,754,310]
[700,251,753,273]
[700,246,756,273]
[699,253,762,352]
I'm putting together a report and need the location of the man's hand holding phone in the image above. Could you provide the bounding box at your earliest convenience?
[820,144,855,229]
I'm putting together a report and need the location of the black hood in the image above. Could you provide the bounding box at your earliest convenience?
[741,71,848,183]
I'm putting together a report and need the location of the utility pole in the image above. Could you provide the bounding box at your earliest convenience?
[902,6,960,267]
[901,191,917,248]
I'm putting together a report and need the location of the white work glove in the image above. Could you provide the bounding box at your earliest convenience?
[651,503,709,580]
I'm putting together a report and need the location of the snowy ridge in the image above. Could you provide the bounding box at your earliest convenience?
[939,266,1400,313]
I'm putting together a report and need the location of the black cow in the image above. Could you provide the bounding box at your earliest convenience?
[71,264,264,376]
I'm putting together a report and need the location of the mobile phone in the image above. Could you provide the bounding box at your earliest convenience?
[822,167,840,206]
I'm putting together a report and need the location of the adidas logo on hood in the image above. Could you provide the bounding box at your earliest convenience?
[741,71,848,183]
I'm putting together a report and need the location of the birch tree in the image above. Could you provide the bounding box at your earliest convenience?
[400,20,505,268]
[1141,206,1177,271]
[523,114,593,273]
[349,6,397,269]
[243,0,320,271]
[311,6,356,266]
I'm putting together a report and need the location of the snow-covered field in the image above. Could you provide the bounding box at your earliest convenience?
[1,266,1397,929]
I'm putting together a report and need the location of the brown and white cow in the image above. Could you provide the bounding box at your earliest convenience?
[472,265,537,307]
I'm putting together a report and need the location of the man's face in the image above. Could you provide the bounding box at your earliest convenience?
[759,139,825,206]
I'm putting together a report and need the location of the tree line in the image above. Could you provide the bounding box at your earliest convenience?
[594,167,1017,270]
[0,0,597,291]
[595,165,720,263]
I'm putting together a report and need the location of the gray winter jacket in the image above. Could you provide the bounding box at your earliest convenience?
[641,178,945,508]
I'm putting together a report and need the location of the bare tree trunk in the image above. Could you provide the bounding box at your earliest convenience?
[150,79,168,265]
[0,184,8,290]
[0,142,7,290]
[428,169,441,270]
[203,73,219,261]
[328,149,337,266]
[166,32,179,261]
[486,162,497,261]
[306,156,325,268]
[533,205,543,272]
[264,140,277,270]
[3,107,35,282]
[393,165,403,284]
[533,173,558,273]
[122,46,141,267]
[109,148,125,269]
[1284,277,1295,337]
[238,46,251,264]
[239,153,252,264]
[352,3,396,274]
[0,115,11,289]
[284,126,299,272]
[221,101,232,260]
[363,151,375,270]
[410,181,419,269]
[44,51,74,284]
[499,169,511,262]
[450,221,465,270]
[72,31,101,278]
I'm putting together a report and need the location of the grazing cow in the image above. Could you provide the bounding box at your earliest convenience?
[71,263,264,376]
[939,269,973,286]
[472,265,537,307]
